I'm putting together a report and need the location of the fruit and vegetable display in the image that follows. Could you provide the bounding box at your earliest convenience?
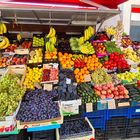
[0,56,10,68]
[32,36,44,47]
[16,89,60,122]
[42,63,58,82]
[21,41,32,49]
[60,118,92,138]
[117,70,140,83]
[28,48,43,64]
[94,84,129,100]
[123,47,140,62]
[23,67,42,89]
[92,41,107,55]
[125,84,140,102]
[57,70,79,101]
[103,52,130,71]
[104,41,122,54]
[0,74,25,120]
[0,23,140,137]
[11,55,27,65]
[91,68,112,85]
[77,83,98,103]
[5,44,18,52]
[58,52,74,69]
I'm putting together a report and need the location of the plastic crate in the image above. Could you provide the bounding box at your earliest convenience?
[83,110,106,118]
[107,108,129,119]
[126,126,140,138]
[83,110,107,130]
[95,129,106,140]
[128,118,140,127]
[89,118,105,130]
[105,128,126,139]
[30,130,56,140]
[129,106,140,118]
[106,117,128,129]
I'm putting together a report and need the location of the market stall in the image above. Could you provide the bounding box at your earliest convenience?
[0,0,140,140]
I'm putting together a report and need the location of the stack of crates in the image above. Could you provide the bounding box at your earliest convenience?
[126,106,140,138]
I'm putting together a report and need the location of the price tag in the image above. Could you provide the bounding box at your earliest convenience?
[66,78,71,84]
[84,74,91,82]
[136,109,140,113]
[130,68,138,73]
[43,84,53,91]
[53,63,58,69]
[86,103,93,112]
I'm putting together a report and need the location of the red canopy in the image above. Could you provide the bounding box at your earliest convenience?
[1,0,128,9]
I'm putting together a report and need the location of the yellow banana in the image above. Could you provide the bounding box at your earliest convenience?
[50,36,56,45]
[1,37,9,49]
[46,27,53,38]
[50,28,56,37]
[0,37,9,50]
[88,26,94,36]
[17,34,22,41]
[79,36,84,45]
[1,23,7,34]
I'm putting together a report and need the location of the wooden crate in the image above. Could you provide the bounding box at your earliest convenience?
[6,65,26,87]
[17,107,63,130]
[56,117,95,140]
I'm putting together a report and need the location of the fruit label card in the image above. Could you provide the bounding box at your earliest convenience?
[43,84,53,91]
[118,102,130,107]
[86,103,93,112]
[66,78,71,84]
[84,74,91,82]
[15,49,29,55]
[107,99,116,109]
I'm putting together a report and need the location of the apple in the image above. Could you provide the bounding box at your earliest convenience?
[96,91,101,96]
[102,90,107,95]
[100,95,106,100]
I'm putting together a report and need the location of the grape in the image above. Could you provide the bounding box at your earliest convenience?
[0,74,25,119]
[16,89,60,122]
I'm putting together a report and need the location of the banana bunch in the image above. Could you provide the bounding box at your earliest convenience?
[0,36,9,50]
[80,41,95,54]
[46,41,56,52]
[0,23,7,34]
[46,27,57,52]
[84,26,95,42]
[17,34,22,41]
[105,26,117,35]
[46,27,56,38]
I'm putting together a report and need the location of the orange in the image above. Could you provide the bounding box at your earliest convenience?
[58,52,62,56]
[69,54,72,57]
[66,61,69,65]
[70,61,74,65]
[64,53,68,56]
[74,68,80,75]
[86,70,89,75]
[62,64,66,68]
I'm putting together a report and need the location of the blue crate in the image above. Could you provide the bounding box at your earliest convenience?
[108,108,129,119]
[89,118,106,130]
[83,110,106,118]
[82,110,107,130]
[129,106,140,118]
